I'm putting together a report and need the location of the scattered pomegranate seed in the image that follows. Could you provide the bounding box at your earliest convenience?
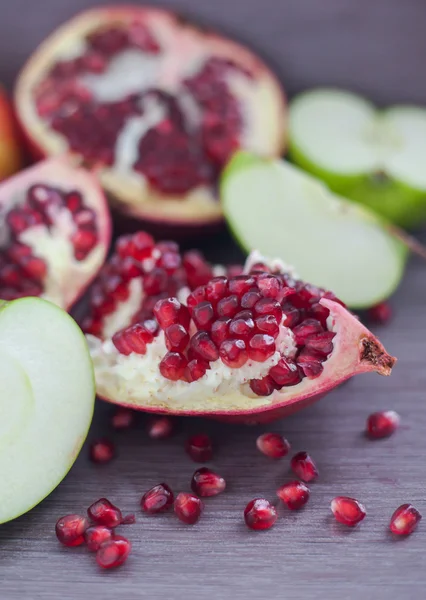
[277,481,310,510]
[141,483,174,513]
[89,439,115,464]
[165,323,190,352]
[84,525,113,551]
[111,408,134,430]
[219,338,248,368]
[55,514,89,546]
[191,467,226,497]
[256,433,291,459]
[367,302,392,324]
[121,514,136,525]
[366,410,400,439]
[88,498,123,528]
[389,504,422,535]
[244,498,277,531]
[290,451,319,482]
[147,416,174,439]
[96,536,131,569]
[154,297,189,329]
[174,492,203,524]
[185,434,213,462]
[331,496,366,527]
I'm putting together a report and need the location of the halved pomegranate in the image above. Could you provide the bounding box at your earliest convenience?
[15,7,286,228]
[0,158,110,309]
[85,233,395,424]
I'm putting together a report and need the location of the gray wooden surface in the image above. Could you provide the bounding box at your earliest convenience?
[1,1,426,599]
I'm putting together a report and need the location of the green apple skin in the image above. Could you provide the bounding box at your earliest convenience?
[288,139,426,229]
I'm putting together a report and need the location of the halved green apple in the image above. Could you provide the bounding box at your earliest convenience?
[288,88,426,228]
[0,297,95,524]
[221,152,407,309]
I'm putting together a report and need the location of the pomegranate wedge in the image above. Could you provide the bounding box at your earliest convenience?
[0,158,110,309]
[15,6,286,229]
[85,234,395,423]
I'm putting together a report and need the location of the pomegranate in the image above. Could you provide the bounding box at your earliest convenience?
[366,410,400,439]
[389,504,422,535]
[55,514,89,546]
[96,536,131,569]
[174,492,203,524]
[244,498,277,530]
[276,481,310,510]
[141,483,174,513]
[256,432,290,459]
[86,237,395,424]
[0,86,22,180]
[15,7,286,229]
[0,158,110,309]
[84,525,113,551]
[330,496,366,527]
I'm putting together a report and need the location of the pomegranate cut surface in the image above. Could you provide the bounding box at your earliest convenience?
[256,433,290,459]
[141,483,174,513]
[290,452,319,482]
[0,159,110,309]
[88,498,123,528]
[96,536,131,569]
[191,467,226,497]
[16,7,286,227]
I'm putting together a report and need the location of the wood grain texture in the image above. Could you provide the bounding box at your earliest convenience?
[1,1,426,599]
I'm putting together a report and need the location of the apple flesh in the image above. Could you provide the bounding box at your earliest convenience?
[0,297,95,524]
[0,86,22,180]
[288,88,426,228]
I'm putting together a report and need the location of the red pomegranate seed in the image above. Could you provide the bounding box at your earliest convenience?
[248,334,276,362]
[228,275,255,295]
[88,498,123,528]
[290,451,319,482]
[191,467,226,497]
[229,314,255,339]
[389,504,422,535]
[296,348,324,378]
[211,318,231,346]
[117,232,154,260]
[331,496,366,527]
[217,295,240,318]
[244,498,277,531]
[182,250,213,288]
[154,297,189,329]
[192,301,215,330]
[256,433,291,459]
[282,304,302,328]
[55,514,89,547]
[165,323,190,352]
[159,352,188,380]
[74,208,96,229]
[304,331,335,356]
[84,525,113,552]
[185,358,209,382]
[141,483,174,513]
[293,319,324,345]
[21,256,47,280]
[185,434,213,462]
[205,277,228,304]
[96,536,131,569]
[147,416,174,439]
[277,481,310,510]
[241,290,261,309]
[156,240,179,254]
[367,302,392,325]
[257,274,282,298]
[112,323,153,355]
[269,357,302,387]
[219,339,248,368]
[249,375,276,397]
[111,408,134,430]
[143,268,168,295]
[156,251,181,273]
[309,302,329,327]
[190,331,219,362]
[89,439,115,464]
[174,492,203,524]
[187,287,206,311]
[253,298,282,323]
[366,410,400,439]
[121,514,136,525]
[255,314,279,338]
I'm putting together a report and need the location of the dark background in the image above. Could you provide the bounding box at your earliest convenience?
[1,1,426,599]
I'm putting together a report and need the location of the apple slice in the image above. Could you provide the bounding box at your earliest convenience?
[221,152,407,309]
[0,297,95,524]
[288,88,426,228]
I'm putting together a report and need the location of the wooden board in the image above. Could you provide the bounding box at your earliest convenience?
[1,2,426,598]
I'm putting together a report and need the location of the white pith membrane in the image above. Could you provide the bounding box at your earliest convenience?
[15,7,286,224]
[222,152,406,309]
[0,297,94,523]
[289,88,426,190]
[0,158,110,309]
[88,251,394,415]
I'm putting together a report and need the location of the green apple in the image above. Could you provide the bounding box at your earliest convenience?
[288,88,426,228]
[0,297,95,524]
[221,152,407,309]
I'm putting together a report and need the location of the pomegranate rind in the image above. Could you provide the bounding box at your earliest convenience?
[14,6,287,227]
[0,87,23,180]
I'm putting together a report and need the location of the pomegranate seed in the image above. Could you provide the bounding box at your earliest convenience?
[187,287,206,311]
[257,274,282,298]
[21,256,47,280]
[154,297,189,329]
[88,498,123,528]
[159,352,187,380]
[192,301,215,330]
[296,348,324,378]
[55,514,89,546]
[244,498,277,531]
[293,319,324,345]
[282,304,302,328]
[304,331,335,356]
[229,314,255,339]
[147,416,174,439]
[121,514,136,525]
[228,275,255,295]
[190,331,219,362]
[112,323,153,355]
[191,467,226,497]
[84,525,113,551]
[183,250,213,288]
[111,408,134,430]
[156,251,181,273]
[389,504,422,535]
[185,358,209,382]
[241,290,261,309]
[143,268,168,295]
[253,298,282,323]
[165,323,190,352]
[256,433,290,459]
[72,230,97,255]
[290,451,319,482]
[186,434,213,462]
[156,240,179,254]
[249,375,276,397]
[141,483,174,513]
[366,410,400,439]
[65,191,82,212]
[211,318,231,346]
[174,492,203,524]
[219,339,248,368]
[96,536,131,569]
[255,314,279,337]
[248,334,276,362]
[89,439,115,464]
[217,295,240,318]
[117,232,154,260]
[331,496,366,527]
[277,481,310,510]
[269,357,302,387]
[367,302,392,324]
[205,277,228,304]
